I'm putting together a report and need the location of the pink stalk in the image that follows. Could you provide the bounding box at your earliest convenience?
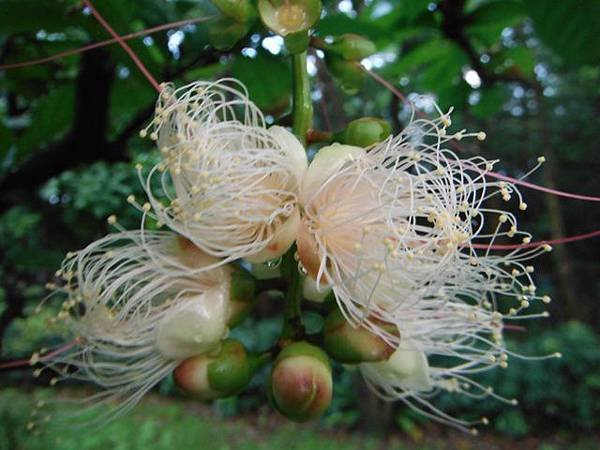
[83,0,161,92]
[470,229,600,250]
[361,65,600,203]
[0,340,77,370]
[0,16,212,71]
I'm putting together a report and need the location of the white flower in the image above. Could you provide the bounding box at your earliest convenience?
[296,100,549,345]
[43,230,234,423]
[140,79,307,265]
[360,300,556,433]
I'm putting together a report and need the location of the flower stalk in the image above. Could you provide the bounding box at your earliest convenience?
[291,51,313,146]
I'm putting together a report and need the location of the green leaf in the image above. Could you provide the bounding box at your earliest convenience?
[231,51,291,113]
[471,85,507,118]
[383,39,459,78]
[16,85,75,159]
[526,0,600,67]
[501,46,536,76]
[0,0,82,33]
[467,1,525,46]
[0,123,14,161]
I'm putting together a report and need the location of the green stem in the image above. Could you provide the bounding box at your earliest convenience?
[280,248,304,342]
[291,51,313,145]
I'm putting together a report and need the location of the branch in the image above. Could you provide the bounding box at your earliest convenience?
[439,0,541,92]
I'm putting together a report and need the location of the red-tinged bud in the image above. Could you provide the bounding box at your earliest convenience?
[340,117,391,148]
[270,341,332,422]
[324,308,397,364]
[176,235,220,269]
[258,0,322,36]
[174,339,252,400]
[326,34,376,61]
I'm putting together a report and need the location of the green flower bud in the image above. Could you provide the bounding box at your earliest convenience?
[326,34,376,61]
[258,0,322,36]
[211,0,257,23]
[208,17,251,50]
[325,55,366,94]
[174,339,252,400]
[227,266,256,327]
[340,117,391,147]
[324,309,398,364]
[270,341,332,421]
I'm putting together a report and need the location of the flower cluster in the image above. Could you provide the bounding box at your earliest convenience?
[38,79,555,432]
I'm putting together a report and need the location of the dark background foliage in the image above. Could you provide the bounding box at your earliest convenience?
[0,0,598,448]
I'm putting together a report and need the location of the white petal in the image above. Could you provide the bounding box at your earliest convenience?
[301,143,365,204]
[269,125,308,184]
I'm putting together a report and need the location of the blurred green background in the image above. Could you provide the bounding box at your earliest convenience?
[1,1,599,449]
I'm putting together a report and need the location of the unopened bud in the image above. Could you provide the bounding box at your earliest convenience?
[258,0,322,36]
[211,0,257,23]
[326,34,376,61]
[174,339,252,400]
[341,117,391,148]
[324,309,397,364]
[270,341,332,421]
[325,55,366,94]
[208,17,251,50]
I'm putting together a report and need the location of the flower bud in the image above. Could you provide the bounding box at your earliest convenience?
[227,266,256,327]
[258,0,322,36]
[325,55,366,94]
[174,339,253,400]
[340,117,391,148]
[208,17,251,50]
[155,286,229,360]
[211,0,257,23]
[270,341,332,421]
[326,34,376,61]
[362,341,433,392]
[324,308,397,364]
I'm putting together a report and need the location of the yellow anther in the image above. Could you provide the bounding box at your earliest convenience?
[142,203,152,212]
[107,215,117,225]
[127,195,136,204]
[477,131,487,141]
[522,237,531,244]
[526,265,534,273]
[499,214,508,223]
[139,129,147,138]
[537,156,546,163]
[542,295,551,304]
[519,202,528,211]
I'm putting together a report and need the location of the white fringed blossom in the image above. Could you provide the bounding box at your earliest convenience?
[360,299,559,433]
[42,230,234,423]
[139,79,307,265]
[297,100,551,345]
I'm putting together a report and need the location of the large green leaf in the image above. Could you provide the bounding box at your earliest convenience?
[0,0,82,34]
[467,1,525,47]
[231,51,291,113]
[525,0,600,67]
[471,85,507,118]
[16,85,75,160]
[382,39,459,78]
